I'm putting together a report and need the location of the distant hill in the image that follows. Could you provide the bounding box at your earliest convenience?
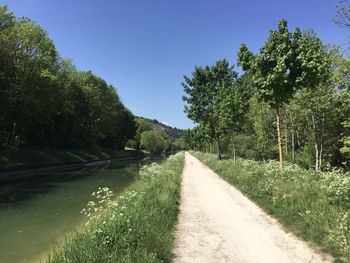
[136,116,185,139]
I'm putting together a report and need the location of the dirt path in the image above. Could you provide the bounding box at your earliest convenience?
[172,153,332,263]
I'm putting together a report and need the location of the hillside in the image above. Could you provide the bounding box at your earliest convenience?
[136,116,185,139]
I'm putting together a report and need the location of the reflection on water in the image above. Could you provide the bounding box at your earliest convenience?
[0,160,144,263]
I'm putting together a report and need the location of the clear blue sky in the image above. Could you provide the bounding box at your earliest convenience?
[2,0,348,129]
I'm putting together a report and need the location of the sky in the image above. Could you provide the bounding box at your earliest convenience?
[1,0,348,129]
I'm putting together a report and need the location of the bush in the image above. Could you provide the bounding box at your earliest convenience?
[140,130,170,155]
[326,175,350,207]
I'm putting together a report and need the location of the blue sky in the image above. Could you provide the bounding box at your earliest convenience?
[2,0,348,129]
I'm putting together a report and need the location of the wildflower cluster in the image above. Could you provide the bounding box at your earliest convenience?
[327,212,350,255]
[326,176,350,207]
[139,162,163,180]
[81,187,114,220]
[88,189,145,243]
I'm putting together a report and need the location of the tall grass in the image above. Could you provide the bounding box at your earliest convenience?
[193,152,350,261]
[47,152,184,263]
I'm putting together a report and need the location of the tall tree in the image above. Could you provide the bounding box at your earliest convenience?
[334,56,350,162]
[238,19,330,171]
[0,6,137,150]
[2,17,59,147]
[291,85,339,171]
[217,74,252,162]
[248,94,275,161]
[334,2,350,165]
[182,59,238,159]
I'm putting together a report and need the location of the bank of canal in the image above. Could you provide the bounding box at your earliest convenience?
[0,160,147,263]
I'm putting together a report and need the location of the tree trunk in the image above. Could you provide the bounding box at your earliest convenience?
[231,136,236,165]
[315,143,319,172]
[284,118,288,155]
[216,138,222,160]
[291,127,295,161]
[311,113,320,172]
[7,122,16,146]
[276,107,284,172]
[318,114,325,171]
[295,129,301,148]
[319,144,323,171]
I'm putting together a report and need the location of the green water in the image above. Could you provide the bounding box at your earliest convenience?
[0,161,143,263]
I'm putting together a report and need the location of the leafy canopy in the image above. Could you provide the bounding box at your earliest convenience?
[238,19,330,108]
[182,59,239,137]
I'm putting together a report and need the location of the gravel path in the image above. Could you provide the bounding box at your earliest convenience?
[172,152,332,263]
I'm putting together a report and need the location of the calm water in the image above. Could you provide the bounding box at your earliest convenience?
[0,160,144,263]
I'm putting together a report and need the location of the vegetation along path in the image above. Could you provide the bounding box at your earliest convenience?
[172,153,331,262]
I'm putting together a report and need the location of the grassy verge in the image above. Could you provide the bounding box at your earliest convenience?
[193,152,350,262]
[0,148,146,171]
[47,152,184,263]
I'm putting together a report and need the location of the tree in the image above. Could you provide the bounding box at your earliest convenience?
[171,137,188,151]
[335,0,350,28]
[248,94,275,161]
[127,118,153,149]
[222,73,255,162]
[334,2,350,166]
[291,85,340,171]
[334,56,350,162]
[0,5,137,150]
[182,59,238,159]
[140,130,170,155]
[238,19,330,171]
[182,125,209,152]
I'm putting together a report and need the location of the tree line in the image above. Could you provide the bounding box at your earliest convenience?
[182,17,350,171]
[0,6,137,150]
[126,117,185,155]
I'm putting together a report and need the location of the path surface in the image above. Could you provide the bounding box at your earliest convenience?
[172,153,331,263]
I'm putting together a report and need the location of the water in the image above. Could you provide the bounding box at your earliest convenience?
[0,160,144,263]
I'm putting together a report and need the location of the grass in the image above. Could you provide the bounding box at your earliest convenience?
[0,148,146,171]
[47,152,184,263]
[193,152,350,262]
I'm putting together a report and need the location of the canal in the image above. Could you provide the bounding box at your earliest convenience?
[0,160,145,263]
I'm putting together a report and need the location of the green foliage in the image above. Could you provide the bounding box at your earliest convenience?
[140,130,171,155]
[238,19,330,108]
[248,94,275,160]
[232,133,260,159]
[182,59,243,158]
[335,0,350,28]
[237,19,331,170]
[47,152,184,263]
[341,121,350,154]
[0,6,136,150]
[181,16,350,171]
[194,152,350,260]
[335,57,350,159]
[182,124,211,152]
[327,175,350,207]
[127,117,185,150]
[171,137,188,151]
[127,118,153,149]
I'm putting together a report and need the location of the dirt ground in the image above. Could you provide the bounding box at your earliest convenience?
[172,152,332,263]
